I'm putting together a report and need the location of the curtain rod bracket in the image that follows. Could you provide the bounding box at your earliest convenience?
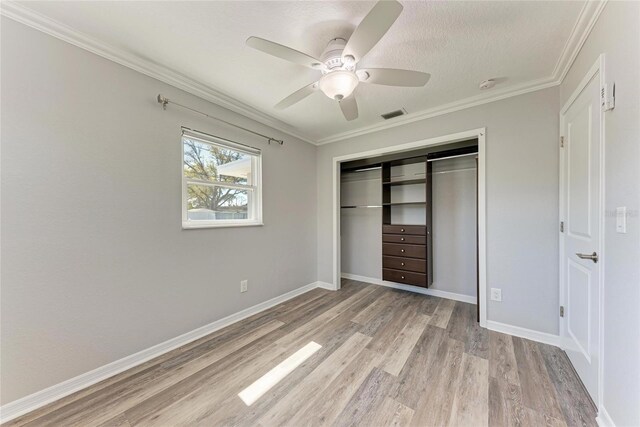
[157,94,169,110]
[155,93,283,145]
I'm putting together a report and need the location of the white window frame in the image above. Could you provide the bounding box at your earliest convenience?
[181,129,263,229]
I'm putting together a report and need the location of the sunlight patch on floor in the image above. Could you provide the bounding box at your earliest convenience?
[238,341,322,406]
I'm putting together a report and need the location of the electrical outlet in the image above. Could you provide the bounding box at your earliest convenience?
[491,288,502,302]
[240,280,248,293]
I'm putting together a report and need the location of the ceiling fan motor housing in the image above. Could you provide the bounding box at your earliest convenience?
[321,38,353,71]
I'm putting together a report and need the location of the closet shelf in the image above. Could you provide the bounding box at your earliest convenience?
[382,202,427,206]
[382,178,426,186]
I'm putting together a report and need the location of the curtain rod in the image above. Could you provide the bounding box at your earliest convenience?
[157,94,284,145]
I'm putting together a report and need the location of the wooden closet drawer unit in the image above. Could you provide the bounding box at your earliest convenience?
[382,225,426,236]
[382,243,426,259]
[382,234,426,245]
[383,256,426,273]
[383,268,427,287]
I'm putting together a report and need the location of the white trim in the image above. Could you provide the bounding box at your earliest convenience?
[558,54,606,411]
[0,1,315,146]
[332,128,487,327]
[315,281,338,291]
[0,281,326,424]
[341,273,476,304]
[0,0,606,146]
[317,78,557,145]
[486,320,561,347]
[596,406,615,427]
[552,1,608,82]
[560,56,605,115]
[181,221,264,230]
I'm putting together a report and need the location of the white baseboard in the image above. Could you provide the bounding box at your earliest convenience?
[0,281,322,424]
[315,281,338,291]
[486,320,561,347]
[596,405,615,427]
[341,273,477,304]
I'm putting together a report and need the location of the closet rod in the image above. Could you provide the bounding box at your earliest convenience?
[432,167,477,175]
[428,152,477,162]
[340,205,383,209]
[346,166,382,173]
[157,94,284,145]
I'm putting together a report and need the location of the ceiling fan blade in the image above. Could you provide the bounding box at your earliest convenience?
[342,0,403,64]
[275,82,319,109]
[339,96,359,121]
[247,37,325,70]
[358,68,431,87]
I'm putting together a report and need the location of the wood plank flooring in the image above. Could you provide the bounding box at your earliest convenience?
[4,279,597,427]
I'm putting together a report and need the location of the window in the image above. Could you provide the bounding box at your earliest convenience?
[182,129,262,228]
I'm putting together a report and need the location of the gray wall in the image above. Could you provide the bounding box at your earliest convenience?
[560,2,640,425]
[318,87,560,335]
[0,18,317,404]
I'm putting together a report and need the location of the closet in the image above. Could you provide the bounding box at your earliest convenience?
[381,156,432,287]
[340,140,478,298]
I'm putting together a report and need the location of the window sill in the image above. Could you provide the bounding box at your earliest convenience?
[182,221,264,230]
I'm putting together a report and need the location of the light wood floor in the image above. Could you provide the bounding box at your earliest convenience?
[5,280,597,427]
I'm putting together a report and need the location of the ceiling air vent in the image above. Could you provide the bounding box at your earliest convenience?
[381,108,407,120]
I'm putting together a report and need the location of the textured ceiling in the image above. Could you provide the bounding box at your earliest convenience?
[19,1,585,143]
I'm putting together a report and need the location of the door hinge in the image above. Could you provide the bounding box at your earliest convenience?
[560,136,564,148]
[560,306,565,317]
[560,221,564,233]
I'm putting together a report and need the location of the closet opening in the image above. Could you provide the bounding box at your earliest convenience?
[332,129,486,325]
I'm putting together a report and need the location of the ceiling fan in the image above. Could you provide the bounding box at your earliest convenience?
[246,0,430,121]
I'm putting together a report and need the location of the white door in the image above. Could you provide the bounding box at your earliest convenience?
[560,68,602,402]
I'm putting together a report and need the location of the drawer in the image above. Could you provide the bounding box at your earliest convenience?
[383,243,426,259]
[383,256,426,273]
[382,225,426,235]
[383,268,427,287]
[382,234,426,245]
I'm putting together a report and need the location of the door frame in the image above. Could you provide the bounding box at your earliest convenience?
[558,54,606,409]
[331,128,487,327]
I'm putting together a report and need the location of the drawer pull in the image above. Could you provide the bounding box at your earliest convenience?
[401,237,405,241]
[401,228,405,232]
[401,249,405,253]
[401,276,405,279]
[401,262,405,266]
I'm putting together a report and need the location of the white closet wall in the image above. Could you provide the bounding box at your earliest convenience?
[431,157,477,298]
[340,169,382,278]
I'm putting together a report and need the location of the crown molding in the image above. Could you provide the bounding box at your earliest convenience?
[552,0,608,82]
[1,0,607,147]
[0,1,317,145]
[315,76,559,145]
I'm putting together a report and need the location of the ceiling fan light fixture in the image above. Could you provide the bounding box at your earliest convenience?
[319,70,359,100]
